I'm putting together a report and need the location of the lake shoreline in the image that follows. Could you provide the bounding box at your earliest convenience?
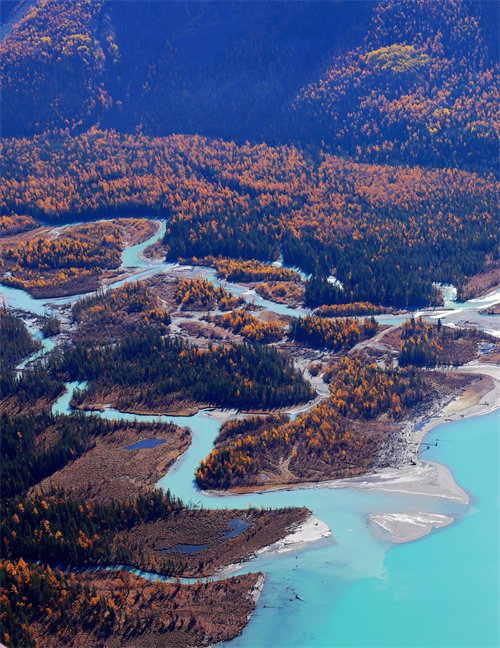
[205,362,499,547]
[3,222,499,555]
[215,513,333,578]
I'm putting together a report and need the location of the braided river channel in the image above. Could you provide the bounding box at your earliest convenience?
[2,220,499,648]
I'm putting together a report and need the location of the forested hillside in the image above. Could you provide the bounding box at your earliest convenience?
[0,0,369,140]
[0,311,63,414]
[1,0,497,173]
[3,3,497,646]
[1,131,497,306]
[292,0,499,171]
[1,0,498,308]
[53,329,313,412]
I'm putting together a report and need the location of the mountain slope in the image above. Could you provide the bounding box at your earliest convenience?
[2,0,497,172]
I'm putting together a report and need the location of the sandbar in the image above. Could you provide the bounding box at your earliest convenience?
[368,512,453,543]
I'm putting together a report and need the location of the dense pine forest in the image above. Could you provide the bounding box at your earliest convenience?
[71,281,171,343]
[0,310,39,367]
[195,357,429,489]
[1,132,497,307]
[289,315,378,351]
[1,488,183,566]
[0,411,180,499]
[0,312,63,411]
[53,329,313,411]
[1,0,497,174]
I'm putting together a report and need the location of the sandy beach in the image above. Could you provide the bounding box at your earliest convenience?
[207,356,499,546]
[254,513,332,556]
[333,459,470,504]
[349,360,499,541]
[423,284,500,338]
[250,573,266,606]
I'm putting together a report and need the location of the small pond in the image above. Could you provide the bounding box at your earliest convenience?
[124,439,166,450]
[223,518,250,539]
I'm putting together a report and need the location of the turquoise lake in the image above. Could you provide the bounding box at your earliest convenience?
[283,411,499,648]
[166,410,499,648]
[53,383,498,648]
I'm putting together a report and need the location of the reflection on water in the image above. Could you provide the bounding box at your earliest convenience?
[224,518,250,539]
[163,544,207,554]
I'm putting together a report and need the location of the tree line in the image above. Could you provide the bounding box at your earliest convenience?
[0,311,63,412]
[196,356,426,489]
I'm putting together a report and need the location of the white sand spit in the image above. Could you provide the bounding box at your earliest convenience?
[255,513,332,557]
[369,512,453,543]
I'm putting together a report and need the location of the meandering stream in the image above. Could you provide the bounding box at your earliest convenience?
[3,220,499,647]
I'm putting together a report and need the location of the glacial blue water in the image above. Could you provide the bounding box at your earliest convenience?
[0,219,312,317]
[15,321,57,376]
[0,282,50,314]
[0,216,460,326]
[120,220,166,269]
[50,378,499,648]
[6,217,499,646]
[217,412,500,648]
[159,412,499,648]
[307,411,499,648]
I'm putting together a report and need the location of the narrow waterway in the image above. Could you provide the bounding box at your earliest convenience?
[2,218,498,329]
[4,218,500,646]
[0,218,398,320]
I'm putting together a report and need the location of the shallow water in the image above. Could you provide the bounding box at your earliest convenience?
[4,217,496,330]
[443,283,500,312]
[123,439,166,450]
[0,282,50,314]
[215,412,499,648]
[51,380,499,647]
[15,321,57,376]
[120,220,167,268]
[308,411,499,648]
